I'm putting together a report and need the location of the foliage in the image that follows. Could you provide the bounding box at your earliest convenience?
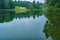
[45,0,60,7]
[0,0,43,10]
[43,0,60,40]
[45,0,60,12]
[43,10,60,40]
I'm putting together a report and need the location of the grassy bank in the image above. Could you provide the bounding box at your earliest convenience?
[14,6,29,14]
[0,6,39,14]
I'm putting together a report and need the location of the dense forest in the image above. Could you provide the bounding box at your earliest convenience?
[43,0,60,40]
[0,0,43,9]
[45,0,60,8]
[45,0,60,12]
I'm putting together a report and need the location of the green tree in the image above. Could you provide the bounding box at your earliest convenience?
[45,0,60,8]
[43,10,60,40]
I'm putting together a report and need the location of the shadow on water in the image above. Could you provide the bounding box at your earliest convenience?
[0,11,43,23]
[0,11,14,23]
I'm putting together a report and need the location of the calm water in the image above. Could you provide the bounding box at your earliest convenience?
[0,0,60,40]
[0,11,53,40]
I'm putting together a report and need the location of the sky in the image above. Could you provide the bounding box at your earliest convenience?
[13,0,45,3]
[22,0,45,3]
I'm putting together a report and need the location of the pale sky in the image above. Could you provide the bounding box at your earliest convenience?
[22,0,45,3]
[13,0,45,3]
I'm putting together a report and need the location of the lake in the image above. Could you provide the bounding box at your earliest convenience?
[0,11,53,40]
[0,0,60,40]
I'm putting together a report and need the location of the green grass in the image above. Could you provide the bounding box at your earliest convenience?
[0,6,29,14]
[0,6,40,14]
[14,6,29,14]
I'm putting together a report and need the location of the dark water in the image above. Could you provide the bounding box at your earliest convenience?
[0,11,53,40]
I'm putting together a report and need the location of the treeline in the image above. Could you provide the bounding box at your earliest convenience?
[14,1,43,9]
[0,0,43,9]
[0,0,14,9]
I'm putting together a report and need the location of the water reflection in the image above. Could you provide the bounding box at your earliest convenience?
[43,10,60,40]
[0,11,42,23]
[0,11,48,40]
[0,11,14,23]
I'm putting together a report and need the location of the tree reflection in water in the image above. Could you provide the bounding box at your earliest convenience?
[0,11,43,23]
